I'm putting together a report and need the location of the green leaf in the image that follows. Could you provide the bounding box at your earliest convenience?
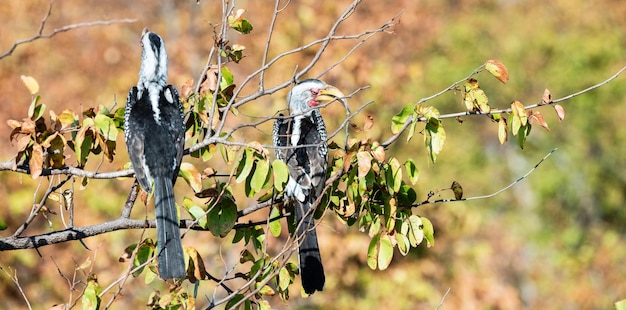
[377,234,394,270]
[473,87,490,113]
[27,95,41,119]
[225,294,245,310]
[369,215,381,237]
[220,66,235,89]
[30,100,46,121]
[187,205,208,229]
[236,149,254,183]
[391,104,414,134]
[0,218,7,230]
[251,158,270,193]
[614,299,626,310]
[232,228,245,244]
[144,267,157,284]
[228,9,254,34]
[424,118,446,163]
[406,118,417,142]
[278,266,291,291]
[404,159,419,185]
[133,241,155,277]
[421,216,435,247]
[518,123,531,149]
[94,113,118,141]
[269,206,282,237]
[201,144,216,162]
[81,276,101,310]
[207,201,238,237]
[390,158,402,193]
[367,232,380,270]
[271,159,289,192]
[397,233,410,256]
[407,215,424,247]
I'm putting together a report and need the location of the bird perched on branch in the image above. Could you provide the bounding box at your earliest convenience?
[272,79,345,294]
[124,28,186,279]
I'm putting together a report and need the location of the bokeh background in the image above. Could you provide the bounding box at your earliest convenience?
[1,0,625,309]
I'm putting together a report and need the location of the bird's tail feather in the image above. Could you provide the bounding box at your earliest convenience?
[295,200,325,294]
[154,176,186,279]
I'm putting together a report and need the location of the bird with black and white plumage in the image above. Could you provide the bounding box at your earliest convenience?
[124,28,186,279]
[272,79,345,294]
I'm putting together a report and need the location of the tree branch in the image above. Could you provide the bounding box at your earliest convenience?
[380,64,626,148]
[405,148,558,207]
[0,0,136,60]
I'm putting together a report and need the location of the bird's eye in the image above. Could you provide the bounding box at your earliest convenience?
[310,88,319,96]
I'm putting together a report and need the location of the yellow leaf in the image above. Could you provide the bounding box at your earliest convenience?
[21,75,39,94]
[498,118,507,145]
[179,162,203,193]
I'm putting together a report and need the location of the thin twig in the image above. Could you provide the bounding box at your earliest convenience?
[0,266,33,310]
[435,288,451,310]
[406,148,558,207]
[0,1,136,60]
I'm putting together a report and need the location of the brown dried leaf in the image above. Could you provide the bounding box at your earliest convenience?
[195,187,220,199]
[29,143,44,179]
[186,247,207,283]
[199,67,219,94]
[349,121,362,132]
[21,119,36,135]
[356,151,372,178]
[541,88,552,105]
[529,110,550,131]
[247,141,268,157]
[554,104,565,122]
[180,79,194,98]
[7,119,21,129]
[371,142,385,162]
[203,167,216,177]
[16,135,32,151]
[363,115,374,131]
[451,181,463,200]
[484,60,509,84]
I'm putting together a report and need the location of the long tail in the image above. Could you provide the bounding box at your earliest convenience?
[295,200,325,294]
[154,176,186,279]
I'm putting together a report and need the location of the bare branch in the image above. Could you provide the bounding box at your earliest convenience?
[0,266,32,310]
[406,148,558,207]
[0,0,136,60]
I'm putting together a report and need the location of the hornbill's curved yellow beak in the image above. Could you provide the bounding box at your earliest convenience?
[315,85,345,103]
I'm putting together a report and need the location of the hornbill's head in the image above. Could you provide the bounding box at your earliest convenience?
[287,79,345,115]
[138,28,168,91]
